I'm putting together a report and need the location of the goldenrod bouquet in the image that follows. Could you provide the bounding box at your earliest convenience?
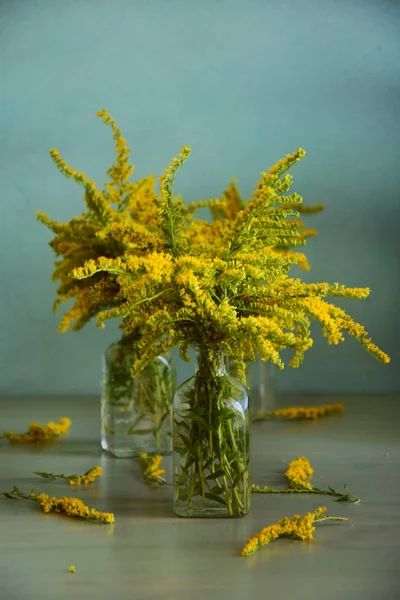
[37,109,389,515]
[59,117,388,516]
[72,143,388,375]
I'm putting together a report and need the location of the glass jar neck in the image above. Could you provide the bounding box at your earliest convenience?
[194,346,227,378]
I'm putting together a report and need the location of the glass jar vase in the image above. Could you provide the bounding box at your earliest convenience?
[229,360,276,416]
[101,336,175,458]
[251,361,276,416]
[173,346,251,518]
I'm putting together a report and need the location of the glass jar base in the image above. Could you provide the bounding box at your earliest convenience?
[174,502,249,519]
[101,434,171,458]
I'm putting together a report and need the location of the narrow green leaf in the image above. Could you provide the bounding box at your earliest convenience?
[178,433,194,453]
[181,456,195,471]
[183,413,209,429]
[33,472,57,480]
[231,469,246,489]
[204,492,228,506]
[209,485,225,496]
[205,469,226,480]
[203,457,217,470]
[218,410,238,423]
[227,451,242,465]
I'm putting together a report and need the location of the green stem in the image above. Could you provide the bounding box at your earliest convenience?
[175,347,249,516]
[314,516,349,524]
[251,484,360,503]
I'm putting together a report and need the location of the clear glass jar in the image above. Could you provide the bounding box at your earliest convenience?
[101,337,175,458]
[229,360,276,416]
[173,346,251,518]
[251,361,276,416]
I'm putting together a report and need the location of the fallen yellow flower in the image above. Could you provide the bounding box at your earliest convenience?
[3,417,71,443]
[273,404,345,420]
[285,456,313,490]
[252,456,360,503]
[139,452,166,484]
[34,466,102,485]
[1,486,114,523]
[241,506,348,556]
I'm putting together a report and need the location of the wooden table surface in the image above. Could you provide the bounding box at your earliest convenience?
[0,394,399,600]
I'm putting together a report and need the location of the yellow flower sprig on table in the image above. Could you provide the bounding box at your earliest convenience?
[275,403,345,420]
[285,456,313,490]
[0,486,114,523]
[139,452,166,484]
[1,418,71,444]
[252,403,345,422]
[252,457,360,503]
[34,466,102,486]
[241,506,348,556]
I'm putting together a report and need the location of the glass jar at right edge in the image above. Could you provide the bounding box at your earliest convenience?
[251,360,277,416]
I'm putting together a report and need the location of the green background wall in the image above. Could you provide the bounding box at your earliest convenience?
[0,0,398,395]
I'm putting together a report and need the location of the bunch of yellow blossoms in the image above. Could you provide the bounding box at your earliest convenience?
[285,456,313,490]
[68,466,102,486]
[1,486,114,523]
[241,506,348,556]
[253,402,345,421]
[208,177,324,271]
[34,466,103,486]
[37,109,390,382]
[273,403,344,420]
[34,491,113,522]
[139,452,166,483]
[3,418,71,444]
[252,456,360,502]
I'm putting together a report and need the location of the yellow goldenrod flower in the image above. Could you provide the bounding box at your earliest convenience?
[285,456,313,490]
[139,452,166,483]
[0,486,114,523]
[3,417,71,444]
[34,466,102,485]
[68,465,102,485]
[273,403,345,421]
[251,456,360,503]
[253,403,345,422]
[241,506,348,556]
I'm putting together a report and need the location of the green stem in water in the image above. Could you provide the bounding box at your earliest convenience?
[174,348,249,516]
